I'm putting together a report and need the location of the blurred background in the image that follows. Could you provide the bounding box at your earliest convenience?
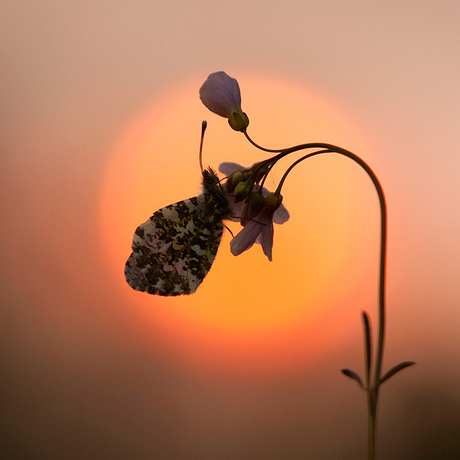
[2,1,460,458]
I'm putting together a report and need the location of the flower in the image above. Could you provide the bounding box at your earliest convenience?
[219,162,289,260]
[231,207,276,260]
[200,72,249,132]
[219,162,289,224]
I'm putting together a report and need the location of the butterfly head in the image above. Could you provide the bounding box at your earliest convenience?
[201,167,220,192]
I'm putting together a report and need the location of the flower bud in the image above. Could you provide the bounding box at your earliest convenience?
[246,191,265,213]
[265,192,283,212]
[229,170,244,186]
[199,72,249,132]
[227,170,251,193]
[234,180,254,202]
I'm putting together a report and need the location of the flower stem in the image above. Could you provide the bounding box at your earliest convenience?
[368,390,377,459]
[244,130,280,153]
[245,134,387,460]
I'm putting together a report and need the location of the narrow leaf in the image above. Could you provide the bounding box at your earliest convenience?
[361,311,372,386]
[379,361,416,385]
[341,368,365,390]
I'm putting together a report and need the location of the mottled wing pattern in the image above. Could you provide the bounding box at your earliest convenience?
[125,169,230,296]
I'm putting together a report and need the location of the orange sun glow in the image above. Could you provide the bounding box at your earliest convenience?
[98,74,378,376]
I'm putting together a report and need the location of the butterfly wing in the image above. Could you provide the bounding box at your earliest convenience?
[125,194,226,296]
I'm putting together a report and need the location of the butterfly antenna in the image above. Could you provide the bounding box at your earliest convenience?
[199,120,207,173]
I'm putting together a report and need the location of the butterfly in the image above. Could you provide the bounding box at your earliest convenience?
[125,168,231,296]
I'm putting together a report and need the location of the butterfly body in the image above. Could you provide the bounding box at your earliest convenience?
[125,168,231,296]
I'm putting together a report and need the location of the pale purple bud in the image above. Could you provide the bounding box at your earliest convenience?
[199,72,249,132]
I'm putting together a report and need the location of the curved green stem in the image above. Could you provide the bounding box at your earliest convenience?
[245,134,387,460]
[274,149,330,194]
[244,130,280,153]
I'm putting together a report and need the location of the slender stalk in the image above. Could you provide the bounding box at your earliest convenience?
[244,131,280,152]
[244,135,387,460]
[368,390,376,459]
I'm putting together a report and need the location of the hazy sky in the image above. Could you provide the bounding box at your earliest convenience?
[2,1,460,458]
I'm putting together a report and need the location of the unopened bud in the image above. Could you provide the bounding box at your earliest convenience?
[230,170,244,185]
[228,170,252,192]
[265,192,283,212]
[246,191,265,213]
[234,180,254,202]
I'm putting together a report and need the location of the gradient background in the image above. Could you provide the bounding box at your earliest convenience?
[2,1,460,459]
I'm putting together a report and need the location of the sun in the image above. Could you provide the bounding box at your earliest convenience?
[97,73,378,376]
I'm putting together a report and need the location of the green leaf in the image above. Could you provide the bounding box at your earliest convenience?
[379,361,416,384]
[341,368,365,390]
[361,311,372,386]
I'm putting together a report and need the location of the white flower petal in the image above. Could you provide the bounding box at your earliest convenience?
[230,220,261,256]
[218,162,245,177]
[199,71,242,117]
[273,204,290,224]
[227,200,246,223]
[260,220,274,261]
